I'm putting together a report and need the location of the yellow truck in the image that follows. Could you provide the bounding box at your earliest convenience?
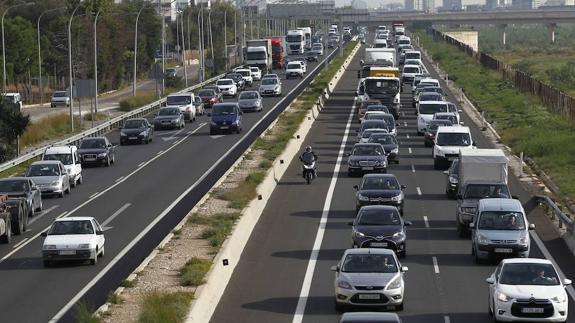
[369,67,400,78]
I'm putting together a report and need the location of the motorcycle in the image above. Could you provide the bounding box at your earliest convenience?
[302,160,316,185]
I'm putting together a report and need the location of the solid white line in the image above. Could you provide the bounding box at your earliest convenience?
[137,162,145,167]
[56,211,68,219]
[12,238,29,249]
[417,187,422,195]
[89,192,99,199]
[101,203,131,227]
[432,256,440,274]
[49,51,338,323]
[115,176,125,183]
[531,231,575,300]
[423,216,430,228]
[156,150,164,155]
[292,104,355,323]
[408,147,412,154]
[411,164,415,173]
[28,205,59,225]
[444,315,451,323]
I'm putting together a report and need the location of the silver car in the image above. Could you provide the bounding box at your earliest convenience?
[50,91,70,108]
[332,248,407,311]
[238,91,263,112]
[25,161,71,198]
[259,77,282,97]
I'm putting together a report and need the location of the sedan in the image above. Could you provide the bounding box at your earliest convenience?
[486,258,570,322]
[332,248,407,311]
[259,77,282,97]
[238,91,263,112]
[0,177,42,217]
[350,205,411,256]
[78,137,116,167]
[154,107,185,130]
[50,91,70,108]
[359,129,388,143]
[305,51,319,62]
[354,174,405,214]
[368,133,399,164]
[25,161,71,198]
[198,89,221,108]
[41,217,105,266]
[120,118,153,145]
[347,143,388,176]
[444,158,459,199]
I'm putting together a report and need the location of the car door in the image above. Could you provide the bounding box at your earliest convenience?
[489,263,503,304]
[29,179,40,210]
[92,219,105,249]
[72,149,81,181]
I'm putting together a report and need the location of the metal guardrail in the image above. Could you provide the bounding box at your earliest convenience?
[0,73,225,174]
[535,195,574,234]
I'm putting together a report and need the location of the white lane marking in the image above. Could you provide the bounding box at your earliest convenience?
[115,176,125,183]
[423,216,430,228]
[12,238,29,249]
[531,231,575,300]
[210,135,225,139]
[406,134,410,139]
[403,122,407,127]
[137,162,145,167]
[432,256,440,274]
[292,104,355,323]
[101,203,131,228]
[156,150,164,155]
[28,205,59,225]
[408,148,412,154]
[49,51,338,322]
[417,187,422,195]
[89,192,99,199]
[411,164,415,173]
[444,316,451,323]
[56,211,68,219]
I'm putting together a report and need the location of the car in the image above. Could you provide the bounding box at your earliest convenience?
[401,64,422,86]
[305,51,318,62]
[404,58,425,70]
[42,145,83,187]
[298,60,307,73]
[311,42,324,56]
[286,62,304,79]
[424,119,453,147]
[209,103,242,135]
[50,91,70,108]
[77,137,116,167]
[237,91,262,112]
[417,101,450,135]
[433,126,474,170]
[154,107,185,130]
[354,174,406,214]
[457,182,512,237]
[364,113,397,136]
[359,128,389,143]
[350,205,411,256]
[486,258,570,322]
[444,158,459,199]
[198,89,221,108]
[357,120,389,141]
[362,111,389,124]
[433,112,458,125]
[0,177,42,219]
[368,133,399,164]
[365,104,390,115]
[259,77,282,96]
[120,118,153,145]
[165,68,177,77]
[249,66,262,81]
[25,160,71,198]
[418,92,444,104]
[235,68,254,86]
[357,100,382,122]
[332,248,407,311]
[226,73,246,90]
[41,217,105,266]
[339,312,403,323]
[347,143,388,176]
[261,73,279,81]
[202,85,222,96]
[216,78,238,97]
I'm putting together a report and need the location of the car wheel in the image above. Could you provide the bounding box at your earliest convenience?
[424,141,431,147]
[105,157,111,167]
[99,246,105,258]
[0,220,11,244]
[90,249,98,265]
[59,191,64,198]
[71,179,77,188]
[36,200,43,212]
[78,176,83,185]
[43,260,51,267]
[457,220,468,238]
[433,158,440,170]
[13,207,23,235]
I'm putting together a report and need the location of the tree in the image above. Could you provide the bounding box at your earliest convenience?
[0,100,29,161]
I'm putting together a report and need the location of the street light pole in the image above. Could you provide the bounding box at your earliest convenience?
[37,6,65,105]
[68,3,81,132]
[93,10,101,114]
[179,10,187,87]
[224,10,227,71]
[197,8,203,82]
[133,6,145,96]
[2,2,34,94]
[208,10,214,75]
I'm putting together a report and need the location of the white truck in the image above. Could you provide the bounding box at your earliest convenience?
[245,39,273,73]
[286,29,305,55]
[356,76,401,119]
[362,48,397,67]
[297,27,312,50]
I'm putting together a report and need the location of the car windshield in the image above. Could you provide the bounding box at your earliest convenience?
[366,105,389,113]
[27,164,60,177]
[0,180,28,192]
[158,108,180,116]
[198,90,214,97]
[464,184,511,199]
[217,80,233,85]
[124,119,146,129]
[212,105,236,115]
[43,153,73,165]
[48,220,94,235]
[166,96,191,105]
[80,139,106,149]
[406,53,421,60]
[240,92,258,100]
[403,67,420,74]
[369,134,397,145]
[362,129,386,138]
[287,63,301,69]
[361,122,387,133]
[262,78,278,85]
[364,79,399,94]
[53,92,67,97]
[365,114,388,121]
[419,103,448,115]
[352,145,384,156]
[341,254,398,273]
[358,208,401,225]
[361,176,400,190]
[428,121,453,133]
[499,263,559,286]
[478,211,525,230]
[436,132,471,146]
[313,45,322,50]
[306,52,316,57]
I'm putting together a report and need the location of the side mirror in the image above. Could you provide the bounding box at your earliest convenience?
[528,223,535,230]
[404,221,412,226]
[485,277,495,284]
[401,266,408,272]
[41,231,48,237]
[469,222,475,229]
[353,185,359,190]
[355,91,358,96]
[563,278,572,286]
[96,230,104,235]
[107,144,113,148]
[401,185,406,190]
[330,265,340,272]
[458,109,463,113]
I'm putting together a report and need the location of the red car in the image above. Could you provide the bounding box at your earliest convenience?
[198,89,221,108]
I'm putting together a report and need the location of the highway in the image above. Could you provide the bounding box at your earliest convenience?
[0,46,339,323]
[210,42,575,323]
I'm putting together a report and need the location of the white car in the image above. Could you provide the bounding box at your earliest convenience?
[311,43,324,56]
[286,62,304,79]
[235,68,253,86]
[41,217,105,266]
[249,66,261,81]
[417,101,450,135]
[42,146,83,187]
[433,126,474,169]
[332,248,407,311]
[486,258,570,322]
[216,79,238,97]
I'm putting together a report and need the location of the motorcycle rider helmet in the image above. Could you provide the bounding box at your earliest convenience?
[305,146,312,153]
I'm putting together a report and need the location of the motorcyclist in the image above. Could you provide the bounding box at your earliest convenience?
[299,146,318,179]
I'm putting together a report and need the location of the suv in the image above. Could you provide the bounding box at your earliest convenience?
[216,79,238,97]
[42,146,83,187]
[433,126,474,170]
[471,198,533,263]
[2,92,22,111]
[286,62,304,79]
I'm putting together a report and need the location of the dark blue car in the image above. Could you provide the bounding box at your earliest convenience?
[209,103,243,135]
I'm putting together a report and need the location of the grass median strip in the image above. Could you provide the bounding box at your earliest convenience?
[180,257,212,286]
[138,291,194,323]
[417,31,575,203]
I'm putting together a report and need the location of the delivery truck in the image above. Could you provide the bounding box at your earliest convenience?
[245,39,272,73]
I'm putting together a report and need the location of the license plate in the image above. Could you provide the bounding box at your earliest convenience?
[84,157,96,161]
[362,167,374,170]
[220,126,229,130]
[370,242,387,247]
[358,294,380,300]
[522,307,544,313]
[494,248,513,253]
[129,137,137,140]
[59,250,76,255]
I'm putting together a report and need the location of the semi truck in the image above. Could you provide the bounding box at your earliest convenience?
[362,48,397,67]
[271,36,286,69]
[297,27,312,50]
[287,29,305,55]
[245,39,272,73]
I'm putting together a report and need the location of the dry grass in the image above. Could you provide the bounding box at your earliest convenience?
[20,113,82,149]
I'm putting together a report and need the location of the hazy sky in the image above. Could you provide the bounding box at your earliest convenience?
[334,0,486,7]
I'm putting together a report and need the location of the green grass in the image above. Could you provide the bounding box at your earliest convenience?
[20,113,83,149]
[120,279,136,288]
[417,31,575,201]
[74,303,101,323]
[107,292,124,305]
[189,212,240,248]
[219,172,266,209]
[179,257,211,286]
[119,92,157,112]
[138,291,194,323]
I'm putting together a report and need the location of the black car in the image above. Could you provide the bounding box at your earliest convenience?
[78,137,116,167]
[365,104,390,114]
[445,158,459,199]
[349,205,411,257]
[305,51,318,62]
[368,133,399,163]
[120,118,153,145]
[354,173,406,214]
[226,73,245,90]
[0,177,42,218]
[424,119,453,147]
[347,143,387,176]
[198,89,221,108]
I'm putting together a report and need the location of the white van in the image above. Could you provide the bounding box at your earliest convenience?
[43,146,83,187]
[433,126,474,169]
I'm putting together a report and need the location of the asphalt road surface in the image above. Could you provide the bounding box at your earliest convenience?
[210,43,575,323]
[0,47,339,323]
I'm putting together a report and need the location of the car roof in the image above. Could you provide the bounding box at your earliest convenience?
[434,112,456,116]
[364,111,389,115]
[362,173,397,179]
[344,247,396,256]
[235,68,250,72]
[45,146,76,154]
[478,198,523,212]
[419,100,448,105]
[213,102,238,107]
[354,143,383,147]
[54,217,96,222]
[502,258,552,265]
[437,126,470,133]
[31,160,61,165]
[403,64,420,69]
[217,78,233,82]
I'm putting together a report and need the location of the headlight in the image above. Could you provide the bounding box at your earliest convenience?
[139,131,147,136]
[44,244,57,250]
[477,233,490,245]
[391,194,403,202]
[387,276,402,290]
[391,148,399,154]
[210,121,217,126]
[120,132,127,136]
[338,280,352,289]
[551,294,567,303]
[434,147,444,157]
[392,231,406,241]
[497,292,510,302]
[78,244,91,249]
[171,119,178,123]
[357,194,369,201]
[461,207,476,214]
[348,160,358,166]
[97,153,107,158]
[50,180,61,186]
[354,231,365,238]
[519,235,529,246]
[449,176,458,184]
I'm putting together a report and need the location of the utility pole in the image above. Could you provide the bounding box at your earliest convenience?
[93,10,101,114]
[68,3,81,132]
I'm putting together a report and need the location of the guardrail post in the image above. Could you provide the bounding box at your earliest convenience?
[519,152,524,177]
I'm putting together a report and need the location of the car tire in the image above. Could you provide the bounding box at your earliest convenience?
[78,176,83,185]
[456,220,468,238]
[71,179,76,188]
[66,186,71,194]
[100,246,105,258]
[0,220,11,244]
[36,200,43,212]
[59,191,64,198]
[105,157,111,167]
[111,155,115,165]
[424,141,431,147]
[90,250,98,265]
[433,158,440,170]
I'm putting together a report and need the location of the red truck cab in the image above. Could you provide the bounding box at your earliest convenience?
[271,37,284,69]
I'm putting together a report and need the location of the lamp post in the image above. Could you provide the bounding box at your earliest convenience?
[133,5,152,96]
[68,3,81,132]
[2,2,35,94]
[93,10,101,114]
[37,6,65,105]
[208,10,214,75]
[197,7,204,82]
[178,10,187,87]
[224,10,227,71]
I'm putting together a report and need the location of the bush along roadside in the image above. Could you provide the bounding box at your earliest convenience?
[97,41,358,323]
[416,30,575,207]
